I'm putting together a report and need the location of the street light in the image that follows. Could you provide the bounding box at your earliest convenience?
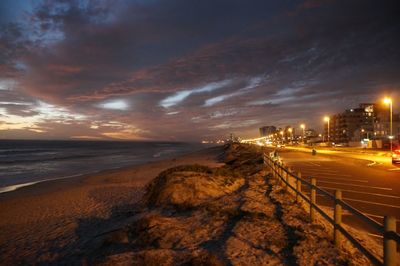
[288,128,293,144]
[383,97,393,152]
[300,124,305,144]
[324,116,330,143]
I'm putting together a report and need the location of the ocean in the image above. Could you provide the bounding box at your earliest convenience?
[0,140,206,193]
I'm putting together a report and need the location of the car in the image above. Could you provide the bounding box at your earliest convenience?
[392,149,400,164]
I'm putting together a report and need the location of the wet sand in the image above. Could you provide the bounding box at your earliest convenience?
[0,146,224,265]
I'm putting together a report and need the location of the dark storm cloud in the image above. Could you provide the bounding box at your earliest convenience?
[18,0,298,102]
[70,0,400,101]
[1,0,400,140]
[0,23,28,78]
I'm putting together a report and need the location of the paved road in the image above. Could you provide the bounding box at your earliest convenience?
[267,147,400,238]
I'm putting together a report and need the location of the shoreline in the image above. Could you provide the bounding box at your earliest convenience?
[0,145,224,264]
[0,173,84,194]
[0,145,220,197]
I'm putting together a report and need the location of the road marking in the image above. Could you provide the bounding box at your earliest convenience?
[306,176,368,183]
[296,170,353,177]
[307,162,321,167]
[303,170,352,175]
[301,169,352,175]
[361,212,383,219]
[315,180,392,191]
[343,197,400,209]
[293,168,343,174]
[367,233,383,239]
[319,186,400,199]
[299,166,338,173]
[357,211,400,221]
[388,168,400,171]
[367,161,377,166]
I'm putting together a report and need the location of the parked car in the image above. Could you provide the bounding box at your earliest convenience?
[392,149,400,164]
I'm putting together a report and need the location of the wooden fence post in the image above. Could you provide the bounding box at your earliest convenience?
[278,162,282,183]
[283,165,288,191]
[334,190,342,247]
[286,167,291,192]
[310,178,316,223]
[296,172,301,203]
[384,215,396,266]
[277,162,280,180]
[272,161,275,178]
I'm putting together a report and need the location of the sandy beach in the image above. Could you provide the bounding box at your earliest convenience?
[0,146,224,265]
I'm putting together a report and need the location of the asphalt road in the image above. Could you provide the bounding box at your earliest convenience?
[268,147,400,238]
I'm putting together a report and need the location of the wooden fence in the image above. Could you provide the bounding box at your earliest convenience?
[264,152,399,266]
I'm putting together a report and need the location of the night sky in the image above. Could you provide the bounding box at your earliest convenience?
[1,0,399,141]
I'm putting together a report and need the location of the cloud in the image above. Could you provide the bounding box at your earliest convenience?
[97,99,129,110]
[204,77,263,107]
[160,79,231,108]
[0,0,399,140]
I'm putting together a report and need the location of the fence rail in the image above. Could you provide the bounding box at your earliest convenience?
[263,152,399,266]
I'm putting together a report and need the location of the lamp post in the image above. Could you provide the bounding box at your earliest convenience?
[300,124,305,144]
[383,98,393,152]
[288,128,293,144]
[324,116,330,144]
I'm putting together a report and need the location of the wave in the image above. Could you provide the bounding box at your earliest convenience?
[0,153,101,165]
[0,140,201,192]
[152,149,177,158]
[0,149,55,155]
[0,150,139,165]
[0,173,83,194]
